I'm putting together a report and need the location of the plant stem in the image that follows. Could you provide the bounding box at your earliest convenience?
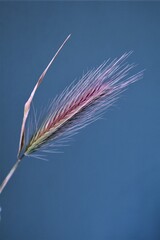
[0,159,21,194]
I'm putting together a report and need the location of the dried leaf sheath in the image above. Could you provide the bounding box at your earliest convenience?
[23,53,143,157]
[17,34,71,158]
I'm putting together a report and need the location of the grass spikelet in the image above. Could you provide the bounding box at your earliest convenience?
[0,35,143,194]
[24,53,142,157]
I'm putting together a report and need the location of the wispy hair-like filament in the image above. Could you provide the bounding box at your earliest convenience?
[24,52,143,157]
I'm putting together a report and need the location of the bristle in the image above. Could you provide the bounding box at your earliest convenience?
[24,54,143,156]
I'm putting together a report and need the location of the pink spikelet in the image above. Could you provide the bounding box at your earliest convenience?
[23,52,143,158]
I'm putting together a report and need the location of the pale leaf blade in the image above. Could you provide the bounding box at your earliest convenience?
[17,34,71,157]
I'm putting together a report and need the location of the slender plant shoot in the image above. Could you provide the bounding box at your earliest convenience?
[0,35,143,194]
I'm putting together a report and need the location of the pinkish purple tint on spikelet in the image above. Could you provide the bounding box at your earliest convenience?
[25,53,143,157]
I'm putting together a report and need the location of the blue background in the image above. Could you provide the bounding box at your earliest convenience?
[0,2,160,240]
